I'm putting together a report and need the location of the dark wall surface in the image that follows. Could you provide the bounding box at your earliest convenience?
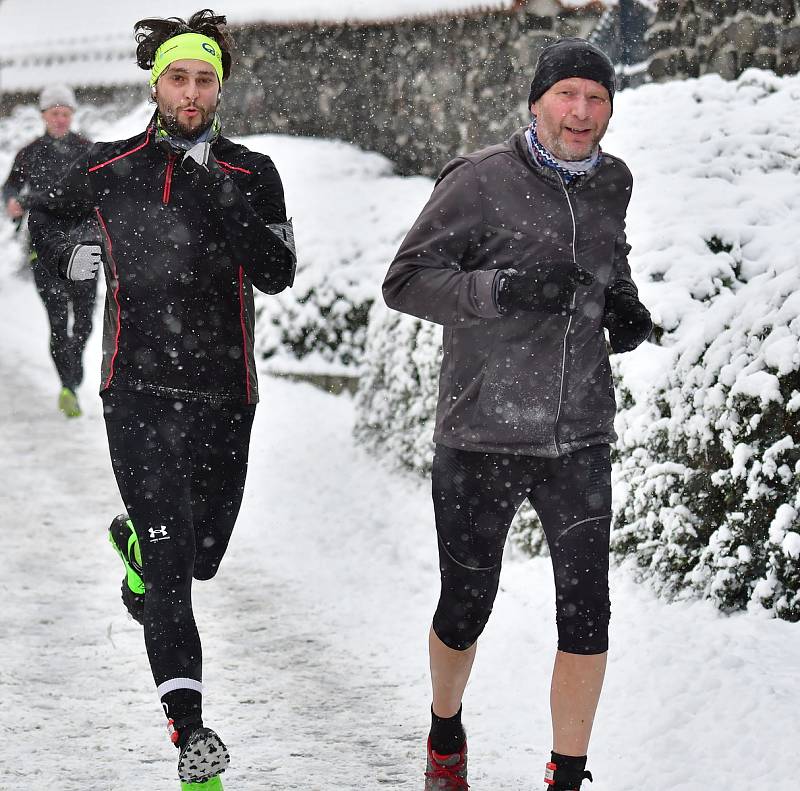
[648,0,800,81]
[223,9,598,175]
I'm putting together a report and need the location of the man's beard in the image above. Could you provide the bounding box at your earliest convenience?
[551,139,597,161]
[159,105,215,140]
[546,124,605,162]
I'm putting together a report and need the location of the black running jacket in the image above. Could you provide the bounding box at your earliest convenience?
[29,118,296,405]
[3,132,91,205]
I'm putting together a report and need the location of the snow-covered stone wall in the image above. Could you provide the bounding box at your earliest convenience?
[223,6,601,176]
[647,0,800,81]
[0,3,603,177]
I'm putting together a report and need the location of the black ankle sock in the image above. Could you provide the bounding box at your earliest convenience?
[549,752,590,789]
[175,719,203,750]
[162,689,203,749]
[429,705,466,755]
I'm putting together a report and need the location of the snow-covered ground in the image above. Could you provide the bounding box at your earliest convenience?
[1,82,798,788]
[1,213,798,789]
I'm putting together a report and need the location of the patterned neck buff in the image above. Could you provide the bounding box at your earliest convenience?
[525,117,601,184]
[155,113,221,151]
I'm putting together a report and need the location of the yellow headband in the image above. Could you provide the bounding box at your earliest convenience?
[150,32,223,86]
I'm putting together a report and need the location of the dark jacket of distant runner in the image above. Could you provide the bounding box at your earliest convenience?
[383,128,638,457]
[2,132,91,207]
[28,117,296,406]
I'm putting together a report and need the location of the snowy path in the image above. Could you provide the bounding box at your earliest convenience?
[1,273,798,791]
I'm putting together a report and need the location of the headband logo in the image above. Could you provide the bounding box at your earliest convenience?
[202,42,216,55]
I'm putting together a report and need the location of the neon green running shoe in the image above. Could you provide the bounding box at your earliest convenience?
[108,514,145,624]
[58,387,81,418]
[181,776,224,790]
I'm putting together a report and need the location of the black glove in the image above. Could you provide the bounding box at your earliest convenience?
[603,282,653,353]
[495,260,594,315]
[181,141,224,179]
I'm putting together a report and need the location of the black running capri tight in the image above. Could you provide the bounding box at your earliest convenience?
[431,443,612,655]
[102,390,255,703]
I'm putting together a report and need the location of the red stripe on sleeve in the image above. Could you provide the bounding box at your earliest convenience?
[95,209,122,389]
[238,266,252,404]
[217,160,252,175]
[89,128,152,173]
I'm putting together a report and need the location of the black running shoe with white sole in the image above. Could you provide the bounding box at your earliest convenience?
[178,727,230,784]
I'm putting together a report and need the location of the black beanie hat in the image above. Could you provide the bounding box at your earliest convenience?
[528,38,616,111]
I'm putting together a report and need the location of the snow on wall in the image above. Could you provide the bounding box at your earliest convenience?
[1,0,616,46]
[0,0,608,182]
[0,0,607,92]
[0,0,515,50]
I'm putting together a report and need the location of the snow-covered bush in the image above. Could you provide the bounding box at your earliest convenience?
[607,69,800,621]
[247,135,431,373]
[259,278,375,368]
[353,303,441,473]
[613,269,800,620]
[354,301,549,555]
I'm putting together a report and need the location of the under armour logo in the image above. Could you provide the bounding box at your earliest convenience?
[148,525,170,542]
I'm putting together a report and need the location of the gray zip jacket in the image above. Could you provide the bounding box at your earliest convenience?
[383,128,637,457]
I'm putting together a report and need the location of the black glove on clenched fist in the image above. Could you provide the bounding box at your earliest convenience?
[181,141,224,179]
[495,260,595,315]
[603,281,653,353]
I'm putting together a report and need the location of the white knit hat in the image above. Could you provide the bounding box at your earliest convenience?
[39,84,77,111]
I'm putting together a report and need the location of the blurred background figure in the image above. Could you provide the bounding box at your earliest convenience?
[2,83,97,418]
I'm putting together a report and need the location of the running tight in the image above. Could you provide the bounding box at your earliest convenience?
[103,391,255,725]
[32,258,95,391]
[431,443,612,655]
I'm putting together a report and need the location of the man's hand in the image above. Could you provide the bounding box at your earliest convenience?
[6,198,24,220]
[64,244,102,281]
[495,260,594,315]
[603,282,653,353]
[181,142,223,177]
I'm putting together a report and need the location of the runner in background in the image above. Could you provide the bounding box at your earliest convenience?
[3,84,96,417]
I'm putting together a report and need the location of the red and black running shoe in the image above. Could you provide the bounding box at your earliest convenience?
[544,759,593,790]
[425,737,468,790]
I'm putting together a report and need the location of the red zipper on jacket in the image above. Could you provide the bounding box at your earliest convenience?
[162,154,176,204]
